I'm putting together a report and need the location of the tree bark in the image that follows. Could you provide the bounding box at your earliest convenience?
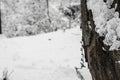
[81,0,120,80]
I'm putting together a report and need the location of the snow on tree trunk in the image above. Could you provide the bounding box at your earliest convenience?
[81,0,120,80]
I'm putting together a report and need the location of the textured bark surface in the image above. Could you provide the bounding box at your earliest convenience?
[81,0,120,80]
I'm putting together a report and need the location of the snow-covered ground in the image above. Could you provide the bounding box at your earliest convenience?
[0,27,92,80]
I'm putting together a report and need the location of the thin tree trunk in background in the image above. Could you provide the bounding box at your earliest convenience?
[68,1,71,29]
[46,0,51,24]
[81,0,120,80]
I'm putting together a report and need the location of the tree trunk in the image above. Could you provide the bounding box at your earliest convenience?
[46,0,51,23]
[81,0,120,80]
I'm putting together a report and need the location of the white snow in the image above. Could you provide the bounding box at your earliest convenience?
[0,27,92,80]
[87,0,120,50]
[118,61,120,63]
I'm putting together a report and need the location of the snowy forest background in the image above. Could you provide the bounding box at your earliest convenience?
[1,0,80,37]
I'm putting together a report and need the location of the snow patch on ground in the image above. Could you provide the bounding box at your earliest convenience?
[0,27,92,80]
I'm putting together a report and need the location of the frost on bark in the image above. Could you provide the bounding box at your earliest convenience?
[110,0,120,15]
[81,0,120,80]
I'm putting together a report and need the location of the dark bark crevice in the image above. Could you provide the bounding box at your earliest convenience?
[103,0,107,3]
